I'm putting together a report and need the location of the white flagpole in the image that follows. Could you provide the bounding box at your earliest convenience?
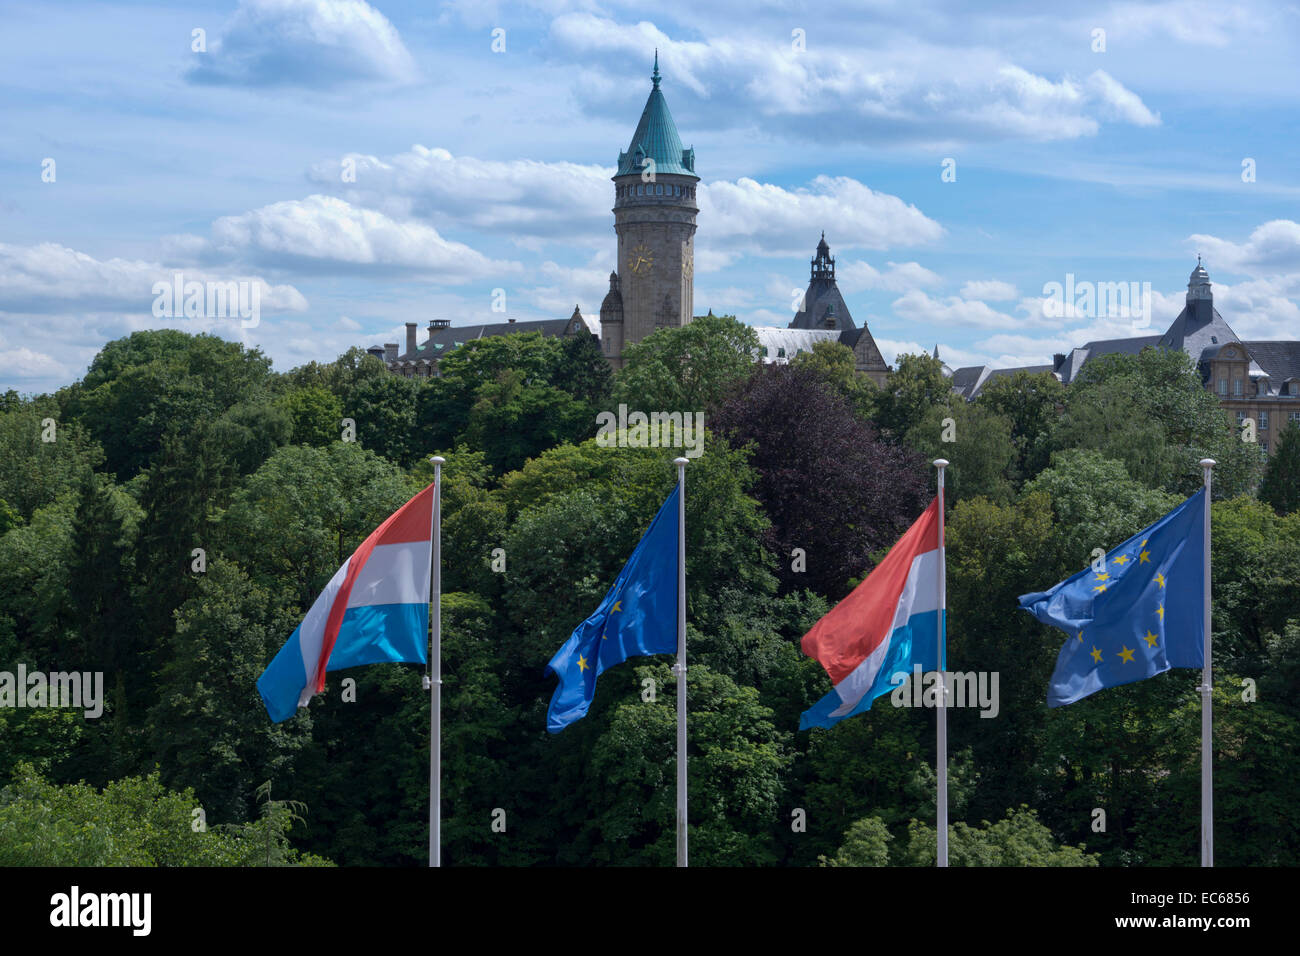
[428,456,444,868]
[674,457,688,868]
[934,459,949,868]
[1199,458,1215,867]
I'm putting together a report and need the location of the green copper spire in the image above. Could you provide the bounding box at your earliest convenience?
[615,52,697,178]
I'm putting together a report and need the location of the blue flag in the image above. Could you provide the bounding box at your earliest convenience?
[1018,489,1206,707]
[546,485,680,732]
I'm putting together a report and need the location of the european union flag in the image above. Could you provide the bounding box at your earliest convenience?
[1018,489,1206,706]
[546,485,680,732]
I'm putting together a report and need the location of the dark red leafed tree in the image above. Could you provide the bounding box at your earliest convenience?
[712,365,931,601]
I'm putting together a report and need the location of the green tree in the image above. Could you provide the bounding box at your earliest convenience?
[789,339,879,420]
[343,374,421,466]
[0,764,332,866]
[975,369,1064,483]
[1051,347,1262,498]
[877,352,951,441]
[902,807,1098,866]
[280,386,345,447]
[614,313,759,413]
[0,401,103,522]
[149,559,309,824]
[819,815,892,866]
[1259,421,1300,514]
[905,400,1016,504]
[67,330,276,479]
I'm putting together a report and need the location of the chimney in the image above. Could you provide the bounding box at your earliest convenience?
[1053,353,1066,371]
[383,343,398,363]
[405,322,418,355]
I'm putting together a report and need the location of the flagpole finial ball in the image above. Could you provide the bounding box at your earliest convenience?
[933,459,949,468]
[673,457,689,466]
[429,456,446,465]
[1198,458,1216,468]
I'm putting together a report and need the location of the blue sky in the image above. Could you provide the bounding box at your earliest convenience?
[3,0,1298,394]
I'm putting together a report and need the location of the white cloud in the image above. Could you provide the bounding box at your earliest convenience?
[1189,220,1300,274]
[1084,70,1160,126]
[187,0,417,88]
[0,242,308,314]
[0,346,67,381]
[876,338,989,368]
[550,13,1161,145]
[838,259,943,294]
[700,177,943,255]
[309,146,612,241]
[891,289,1038,331]
[1212,275,1300,340]
[206,195,519,278]
[960,279,1018,301]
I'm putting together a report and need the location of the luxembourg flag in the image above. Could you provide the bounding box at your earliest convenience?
[799,499,945,729]
[258,482,434,722]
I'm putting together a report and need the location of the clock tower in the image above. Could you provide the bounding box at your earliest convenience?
[602,51,699,369]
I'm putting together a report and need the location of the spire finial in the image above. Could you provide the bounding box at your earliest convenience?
[652,49,660,89]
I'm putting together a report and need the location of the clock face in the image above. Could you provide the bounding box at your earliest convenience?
[627,243,654,276]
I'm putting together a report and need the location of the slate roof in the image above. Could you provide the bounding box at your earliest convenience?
[1244,341,1300,383]
[790,278,856,331]
[1158,303,1242,368]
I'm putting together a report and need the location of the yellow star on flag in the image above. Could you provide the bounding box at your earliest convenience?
[1154,572,1165,588]
[612,600,622,612]
[1095,572,1110,581]
[1139,549,1151,564]
[1157,605,1164,620]
[1092,584,1108,593]
[1144,630,1159,648]
[577,655,589,673]
[1114,554,1130,566]
[1118,645,1136,663]
[1090,646,1103,663]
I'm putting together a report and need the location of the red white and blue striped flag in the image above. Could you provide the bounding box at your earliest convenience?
[800,499,944,729]
[258,482,434,722]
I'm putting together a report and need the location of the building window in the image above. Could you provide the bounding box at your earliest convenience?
[1261,441,1269,453]
[1236,411,1247,424]
[1219,378,1228,395]
[1234,379,1243,396]
[1291,412,1300,424]
[1260,411,1269,430]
